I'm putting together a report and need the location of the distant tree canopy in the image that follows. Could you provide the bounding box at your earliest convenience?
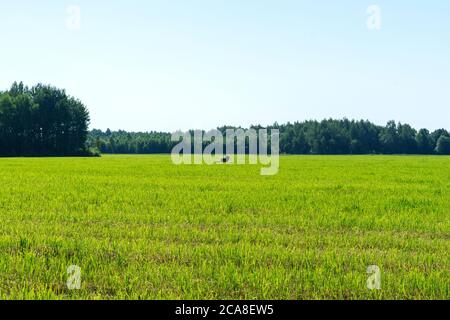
[88,129,174,154]
[0,82,91,156]
[89,119,450,155]
[1,82,449,157]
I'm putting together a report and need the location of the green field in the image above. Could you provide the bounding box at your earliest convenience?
[0,155,448,300]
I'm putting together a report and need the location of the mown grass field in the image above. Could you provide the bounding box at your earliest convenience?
[0,155,448,300]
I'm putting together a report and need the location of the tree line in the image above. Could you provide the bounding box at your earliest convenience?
[2,82,450,156]
[0,82,91,156]
[88,129,173,154]
[89,119,450,155]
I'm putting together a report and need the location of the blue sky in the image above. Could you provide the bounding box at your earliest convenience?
[0,0,449,131]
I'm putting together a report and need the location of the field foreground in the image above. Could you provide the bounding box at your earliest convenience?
[0,155,448,299]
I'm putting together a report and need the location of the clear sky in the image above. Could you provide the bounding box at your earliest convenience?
[1,0,449,132]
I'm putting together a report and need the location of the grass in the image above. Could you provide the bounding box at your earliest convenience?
[0,155,448,300]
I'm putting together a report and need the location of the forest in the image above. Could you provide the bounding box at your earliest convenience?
[0,82,91,156]
[2,82,450,156]
[88,120,450,155]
